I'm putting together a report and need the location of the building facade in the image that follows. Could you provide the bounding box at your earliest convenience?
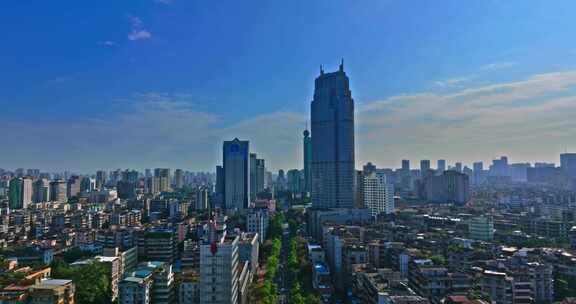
[311,61,355,209]
[223,139,250,210]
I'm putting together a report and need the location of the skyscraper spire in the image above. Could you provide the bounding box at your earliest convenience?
[339,58,344,71]
[320,64,324,75]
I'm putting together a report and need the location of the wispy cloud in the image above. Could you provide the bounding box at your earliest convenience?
[154,0,173,4]
[127,15,152,41]
[9,70,576,171]
[98,41,117,47]
[357,70,576,166]
[434,75,476,87]
[480,61,516,71]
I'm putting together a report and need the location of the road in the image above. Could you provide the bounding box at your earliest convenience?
[276,214,290,303]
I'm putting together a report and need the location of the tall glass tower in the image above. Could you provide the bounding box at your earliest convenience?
[311,60,355,209]
[223,138,250,210]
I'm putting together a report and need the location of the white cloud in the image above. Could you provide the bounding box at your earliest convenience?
[8,70,576,172]
[99,41,117,47]
[128,30,152,41]
[356,70,576,167]
[434,75,475,87]
[480,61,516,71]
[127,15,152,41]
[154,0,173,4]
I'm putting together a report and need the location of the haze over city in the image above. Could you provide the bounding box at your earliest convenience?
[3,0,576,172]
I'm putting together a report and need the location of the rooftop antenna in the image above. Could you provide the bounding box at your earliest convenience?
[320,64,324,75]
[339,58,344,71]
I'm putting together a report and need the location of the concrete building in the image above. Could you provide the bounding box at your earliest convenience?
[195,188,209,210]
[223,138,250,210]
[96,170,107,190]
[29,279,76,304]
[199,234,240,304]
[49,180,68,203]
[249,153,257,202]
[246,210,268,244]
[179,270,200,304]
[437,159,446,173]
[363,172,394,216]
[119,271,153,304]
[238,233,259,277]
[311,61,355,209]
[9,177,33,209]
[420,160,431,175]
[120,261,175,304]
[33,178,50,203]
[67,175,82,198]
[422,171,470,205]
[255,158,265,195]
[468,216,494,241]
[137,229,177,263]
[174,169,184,189]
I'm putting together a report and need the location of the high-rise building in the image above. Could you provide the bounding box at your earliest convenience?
[454,162,463,173]
[22,177,33,208]
[255,158,265,195]
[96,170,107,190]
[276,170,286,192]
[420,160,431,175]
[422,171,470,204]
[287,169,302,193]
[437,160,446,173]
[33,178,50,203]
[311,61,355,209]
[174,169,184,189]
[560,153,576,179]
[50,180,68,203]
[490,156,509,177]
[214,165,224,206]
[469,216,494,241]
[9,177,32,209]
[247,210,269,244]
[223,138,250,210]
[67,175,82,198]
[249,153,258,202]
[9,178,23,209]
[363,172,394,216]
[196,188,209,210]
[303,128,312,194]
[200,233,239,304]
[401,159,410,171]
[154,169,171,192]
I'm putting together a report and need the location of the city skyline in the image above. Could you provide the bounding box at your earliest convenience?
[3,1,576,172]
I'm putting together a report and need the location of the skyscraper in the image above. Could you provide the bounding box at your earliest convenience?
[9,178,23,209]
[255,158,265,195]
[33,178,50,203]
[420,160,431,174]
[50,180,68,203]
[303,128,312,194]
[437,159,446,173]
[96,170,107,190]
[401,159,410,171]
[560,153,576,179]
[311,61,355,209]
[174,169,184,189]
[249,153,257,202]
[223,138,250,210]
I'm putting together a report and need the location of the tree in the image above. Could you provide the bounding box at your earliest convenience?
[51,260,112,304]
[290,282,306,304]
[306,294,324,304]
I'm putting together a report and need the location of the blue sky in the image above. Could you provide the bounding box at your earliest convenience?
[2,0,576,172]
